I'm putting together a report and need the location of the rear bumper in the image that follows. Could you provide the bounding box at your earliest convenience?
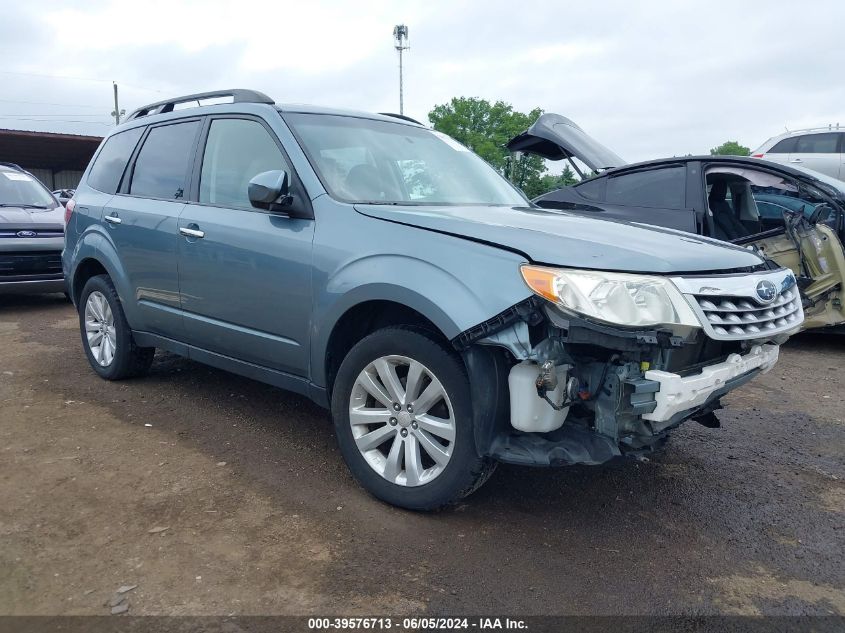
[643,344,779,422]
[0,278,66,294]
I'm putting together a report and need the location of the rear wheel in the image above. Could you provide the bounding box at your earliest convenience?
[331,327,494,510]
[78,274,155,380]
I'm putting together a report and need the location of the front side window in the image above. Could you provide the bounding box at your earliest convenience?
[285,113,526,206]
[199,119,287,208]
[605,166,686,209]
[129,121,200,199]
[794,133,840,154]
[87,127,144,194]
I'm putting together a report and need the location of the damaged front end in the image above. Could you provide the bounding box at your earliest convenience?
[455,267,800,468]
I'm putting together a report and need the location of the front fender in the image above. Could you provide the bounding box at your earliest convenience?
[310,251,532,387]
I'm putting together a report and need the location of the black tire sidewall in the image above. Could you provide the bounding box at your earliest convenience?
[78,275,138,380]
[331,328,484,511]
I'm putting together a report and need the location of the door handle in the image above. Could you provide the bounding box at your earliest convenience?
[179,227,205,239]
[789,158,803,163]
[104,214,122,224]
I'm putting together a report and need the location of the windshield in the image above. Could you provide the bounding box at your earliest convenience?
[285,113,527,206]
[0,168,57,208]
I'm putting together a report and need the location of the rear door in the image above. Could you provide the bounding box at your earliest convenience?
[176,115,315,376]
[105,118,202,336]
[787,133,843,179]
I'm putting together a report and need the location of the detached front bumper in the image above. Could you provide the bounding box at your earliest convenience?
[642,344,779,423]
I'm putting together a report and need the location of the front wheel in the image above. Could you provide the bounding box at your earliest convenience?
[78,274,155,380]
[331,327,495,511]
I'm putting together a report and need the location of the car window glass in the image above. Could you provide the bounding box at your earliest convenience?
[129,121,200,199]
[0,168,56,207]
[574,177,604,201]
[605,166,685,209]
[199,119,286,208]
[285,113,526,206]
[794,133,839,154]
[769,137,797,154]
[88,127,144,194]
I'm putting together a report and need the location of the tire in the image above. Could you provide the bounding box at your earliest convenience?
[331,327,495,511]
[78,274,155,380]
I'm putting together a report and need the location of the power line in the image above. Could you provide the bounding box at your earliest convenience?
[0,113,113,118]
[0,116,112,125]
[0,69,166,94]
[0,98,105,109]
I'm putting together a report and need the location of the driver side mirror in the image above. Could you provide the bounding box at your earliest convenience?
[248,170,291,210]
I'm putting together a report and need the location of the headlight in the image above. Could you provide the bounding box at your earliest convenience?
[520,265,700,328]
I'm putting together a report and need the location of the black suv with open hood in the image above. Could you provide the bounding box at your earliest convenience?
[509,114,845,331]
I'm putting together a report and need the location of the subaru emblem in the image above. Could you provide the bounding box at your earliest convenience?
[755,279,777,304]
[16,230,36,238]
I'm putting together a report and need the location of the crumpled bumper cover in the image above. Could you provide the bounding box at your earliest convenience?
[643,344,779,422]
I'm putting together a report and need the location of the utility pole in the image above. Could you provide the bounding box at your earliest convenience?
[111,82,124,125]
[393,25,410,115]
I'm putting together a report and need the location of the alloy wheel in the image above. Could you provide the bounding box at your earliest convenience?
[84,291,116,367]
[349,355,456,487]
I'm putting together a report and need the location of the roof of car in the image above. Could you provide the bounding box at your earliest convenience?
[592,154,821,182]
[119,88,426,132]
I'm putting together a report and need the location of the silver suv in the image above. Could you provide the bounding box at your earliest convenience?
[752,126,844,180]
[0,163,66,294]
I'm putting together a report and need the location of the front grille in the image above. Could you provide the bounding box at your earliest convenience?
[0,229,64,238]
[0,251,63,280]
[694,289,802,338]
[671,270,805,341]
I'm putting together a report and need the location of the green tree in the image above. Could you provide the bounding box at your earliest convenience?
[428,97,549,197]
[710,141,751,156]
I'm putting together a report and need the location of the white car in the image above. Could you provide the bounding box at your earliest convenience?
[752,126,844,180]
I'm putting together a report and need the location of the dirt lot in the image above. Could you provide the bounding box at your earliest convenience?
[0,294,843,616]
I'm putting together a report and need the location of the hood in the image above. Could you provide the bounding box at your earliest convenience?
[506,113,627,172]
[355,204,765,274]
[0,205,64,230]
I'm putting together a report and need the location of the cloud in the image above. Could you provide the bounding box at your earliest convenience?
[1,0,843,166]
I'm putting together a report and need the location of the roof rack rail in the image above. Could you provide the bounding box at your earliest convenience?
[378,112,424,125]
[784,123,842,135]
[126,89,275,121]
[0,162,22,171]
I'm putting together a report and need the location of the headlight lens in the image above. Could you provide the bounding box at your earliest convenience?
[521,265,700,328]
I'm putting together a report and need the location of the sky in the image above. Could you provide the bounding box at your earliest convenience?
[1,0,843,168]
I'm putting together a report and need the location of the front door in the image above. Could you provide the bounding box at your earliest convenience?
[177,116,314,376]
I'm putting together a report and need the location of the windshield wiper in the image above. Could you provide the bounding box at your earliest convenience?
[0,203,50,209]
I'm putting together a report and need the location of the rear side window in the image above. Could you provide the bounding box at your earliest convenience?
[768,137,797,154]
[199,119,286,208]
[574,177,605,201]
[605,166,686,209]
[794,133,840,153]
[129,121,200,200]
[87,127,144,193]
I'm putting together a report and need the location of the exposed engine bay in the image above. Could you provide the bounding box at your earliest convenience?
[457,291,791,468]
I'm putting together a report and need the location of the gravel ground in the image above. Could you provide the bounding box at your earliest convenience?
[0,294,843,616]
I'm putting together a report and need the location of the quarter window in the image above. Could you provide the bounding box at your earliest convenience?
[199,119,286,208]
[129,121,200,199]
[768,137,797,154]
[87,127,144,194]
[793,133,840,154]
[605,166,686,209]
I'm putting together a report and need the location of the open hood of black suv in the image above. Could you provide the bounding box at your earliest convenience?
[506,113,627,172]
[355,203,765,274]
